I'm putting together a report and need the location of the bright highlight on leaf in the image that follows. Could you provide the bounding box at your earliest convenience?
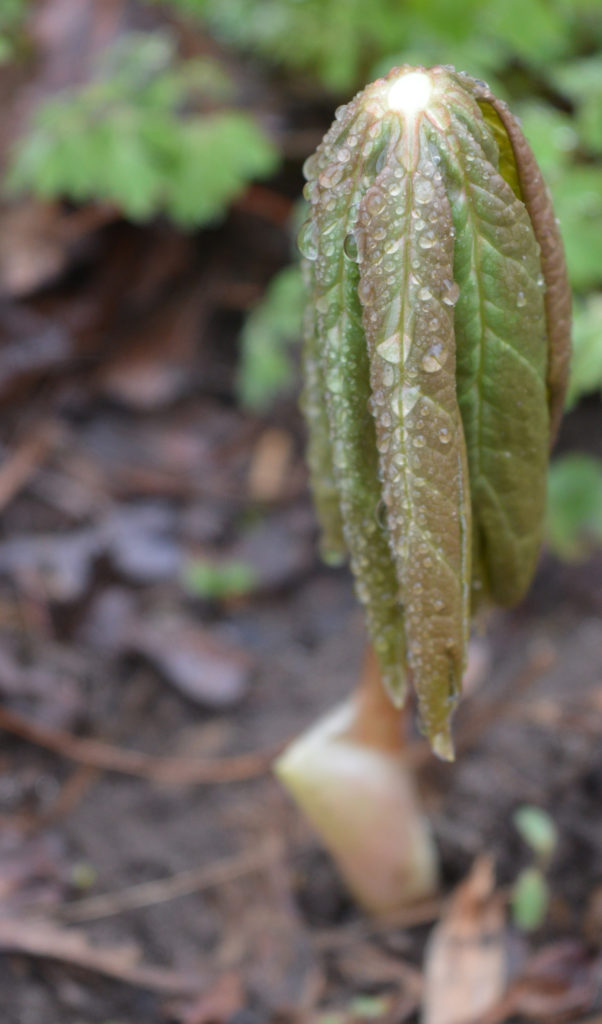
[299,65,571,758]
[387,71,433,115]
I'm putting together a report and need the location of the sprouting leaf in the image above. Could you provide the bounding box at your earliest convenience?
[300,66,570,756]
[183,559,257,599]
[513,805,558,864]
[512,867,550,932]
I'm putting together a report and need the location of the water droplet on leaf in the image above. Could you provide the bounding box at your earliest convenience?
[377,332,402,363]
[343,233,358,260]
[297,219,318,261]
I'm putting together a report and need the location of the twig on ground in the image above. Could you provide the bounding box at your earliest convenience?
[0,704,281,783]
[53,840,281,923]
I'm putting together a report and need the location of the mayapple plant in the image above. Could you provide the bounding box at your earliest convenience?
[276,65,571,914]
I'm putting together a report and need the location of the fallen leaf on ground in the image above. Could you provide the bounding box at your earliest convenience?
[133,616,254,709]
[422,856,507,1024]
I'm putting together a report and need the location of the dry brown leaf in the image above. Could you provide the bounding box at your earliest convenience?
[422,856,507,1024]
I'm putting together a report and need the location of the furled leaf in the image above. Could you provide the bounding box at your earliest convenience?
[300,66,571,756]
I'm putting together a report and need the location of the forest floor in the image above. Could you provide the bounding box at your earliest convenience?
[1,4,602,1023]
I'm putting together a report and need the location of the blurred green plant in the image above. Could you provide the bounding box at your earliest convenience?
[5,30,279,226]
[567,294,602,407]
[511,805,558,932]
[152,0,593,93]
[0,0,27,63]
[547,455,602,559]
[183,558,257,599]
[237,263,305,410]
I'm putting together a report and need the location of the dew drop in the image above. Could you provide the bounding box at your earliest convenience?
[382,364,395,387]
[302,154,320,180]
[326,368,344,394]
[365,190,386,215]
[516,290,527,307]
[336,147,351,164]
[413,434,426,448]
[418,286,432,301]
[438,426,451,444]
[377,332,402,363]
[319,164,344,188]
[414,178,435,203]
[297,219,318,261]
[357,279,376,305]
[422,346,444,373]
[418,232,435,250]
[442,280,460,306]
[343,233,359,260]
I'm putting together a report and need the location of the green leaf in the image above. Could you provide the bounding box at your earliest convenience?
[547,455,602,560]
[301,103,409,702]
[434,88,550,610]
[183,559,257,599]
[513,805,558,863]
[5,31,279,228]
[237,264,304,411]
[356,125,471,756]
[512,867,550,932]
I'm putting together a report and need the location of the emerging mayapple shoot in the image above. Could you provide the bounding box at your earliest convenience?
[298,65,571,758]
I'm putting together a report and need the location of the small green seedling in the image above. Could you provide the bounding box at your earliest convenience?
[183,559,257,600]
[511,804,559,932]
